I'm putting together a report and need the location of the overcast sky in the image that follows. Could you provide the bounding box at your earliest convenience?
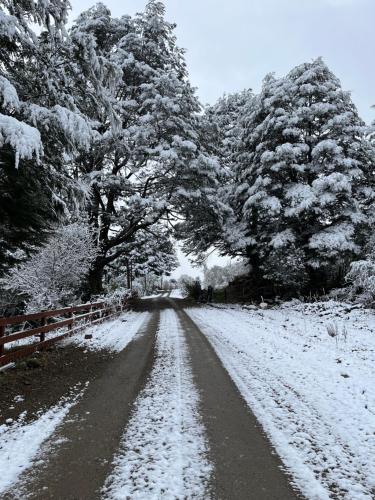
[71,0,374,123]
[70,0,375,278]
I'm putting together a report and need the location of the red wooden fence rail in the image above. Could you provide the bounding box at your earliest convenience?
[0,300,127,367]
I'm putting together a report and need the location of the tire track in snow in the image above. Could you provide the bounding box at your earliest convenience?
[102,308,212,499]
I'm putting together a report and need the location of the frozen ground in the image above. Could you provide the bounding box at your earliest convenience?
[66,311,150,352]
[170,288,186,299]
[0,386,86,496]
[187,301,375,500]
[6,311,149,353]
[103,308,212,499]
[1,311,150,495]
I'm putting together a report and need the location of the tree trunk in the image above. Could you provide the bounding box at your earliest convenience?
[248,250,261,280]
[126,260,131,289]
[85,259,105,298]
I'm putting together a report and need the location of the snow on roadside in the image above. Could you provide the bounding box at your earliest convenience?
[187,303,375,500]
[170,288,186,299]
[66,311,150,352]
[103,308,212,499]
[0,386,85,495]
[5,310,150,353]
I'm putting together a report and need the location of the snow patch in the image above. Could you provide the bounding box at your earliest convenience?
[0,114,42,167]
[67,311,150,353]
[0,389,84,495]
[187,302,375,499]
[103,308,212,499]
[0,76,20,110]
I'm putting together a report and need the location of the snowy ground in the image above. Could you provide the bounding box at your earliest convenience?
[103,308,212,499]
[66,311,150,352]
[187,301,375,500]
[170,288,186,299]
[5,310,149,353]
[1,311,150,495]
[0,385,86,496]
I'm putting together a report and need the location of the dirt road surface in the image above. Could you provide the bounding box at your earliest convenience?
[4,297,300,499]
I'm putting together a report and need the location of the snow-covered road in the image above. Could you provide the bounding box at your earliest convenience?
[0,386,86,496]
[187,302,375,500]
[5,297,373,499]
[103,308,212,499]
[0,310,150,497]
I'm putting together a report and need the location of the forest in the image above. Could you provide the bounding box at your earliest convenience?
[1,0,375,311]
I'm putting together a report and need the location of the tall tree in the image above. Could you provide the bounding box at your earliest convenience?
[68,2,220,295]
[229,58,375,292]
[0,0,75,168]
[107,224,177,290]
[176,90,251,261]
[0,0,95,272]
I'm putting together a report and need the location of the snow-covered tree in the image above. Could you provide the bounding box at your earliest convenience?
[205,90,253,163]
[1,221,98,310]
[0,0,96,272]
[229,58,375,291]
[203,260,249,289]
[0,0,94,171]
[176,90,252,261]
[67,2,220,295]
[106,225,177,290]
[0,0,69,165]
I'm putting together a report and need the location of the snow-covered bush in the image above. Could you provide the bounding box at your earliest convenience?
[1,222,98,311]
[203,261,249,289]
[178,275,196,297]
[102,287,133,307]
[345,259,375,304]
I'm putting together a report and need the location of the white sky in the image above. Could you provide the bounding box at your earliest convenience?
[70,0,375,277]
[70,0,375,123]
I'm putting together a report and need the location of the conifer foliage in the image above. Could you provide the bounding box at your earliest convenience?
[0,0,219,299]
[1,1,375,302]
[201,59,375,294]
[68,1,219,294]
[0,0,94,272]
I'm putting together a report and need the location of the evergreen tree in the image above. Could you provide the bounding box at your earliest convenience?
[0,0,75,168]
[229,58,375,292]
[0,157,55,274]
[68,2,220,295]
[107,225,177,290]
[176,91,251,261]
[0,0,95,272]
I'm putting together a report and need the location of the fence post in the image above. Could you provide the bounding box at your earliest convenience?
[0,324,5,357]
[40,317,46,342]
[68,310,73,333]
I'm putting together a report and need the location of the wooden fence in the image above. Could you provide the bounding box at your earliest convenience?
[0,300,127,367]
